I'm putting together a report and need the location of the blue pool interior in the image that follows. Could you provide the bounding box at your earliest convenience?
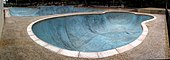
[32,12,153,52]
[9,6,103,16]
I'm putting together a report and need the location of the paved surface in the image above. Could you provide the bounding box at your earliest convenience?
[0,13,169,60]
[138,8,166,14]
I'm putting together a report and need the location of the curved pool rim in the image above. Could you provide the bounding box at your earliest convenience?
[27,11,156,58]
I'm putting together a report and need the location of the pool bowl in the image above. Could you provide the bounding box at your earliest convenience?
[27,11,156,58]
[9,6,103,16]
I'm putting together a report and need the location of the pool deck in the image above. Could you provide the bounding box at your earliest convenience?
[0,12,169,60]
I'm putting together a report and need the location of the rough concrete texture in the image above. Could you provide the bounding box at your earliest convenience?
[0,1,4,39]
[0,13,169,60]
[138,8,166,14]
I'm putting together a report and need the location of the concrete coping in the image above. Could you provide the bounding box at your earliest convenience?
[27,10,156,58]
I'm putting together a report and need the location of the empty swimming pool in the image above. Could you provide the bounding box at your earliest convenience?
[9,6,103,16]
[27,11,155,58]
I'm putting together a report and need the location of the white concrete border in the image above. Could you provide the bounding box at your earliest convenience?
[27,10,156,58]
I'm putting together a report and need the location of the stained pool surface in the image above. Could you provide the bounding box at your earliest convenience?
[32,12,153,52]
[9,6,102,16]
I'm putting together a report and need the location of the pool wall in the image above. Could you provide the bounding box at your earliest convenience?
[8,6,103,16]
[27,11,156,58]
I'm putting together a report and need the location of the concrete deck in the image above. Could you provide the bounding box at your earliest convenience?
[0,13,169,60]
[138,8,166,14]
